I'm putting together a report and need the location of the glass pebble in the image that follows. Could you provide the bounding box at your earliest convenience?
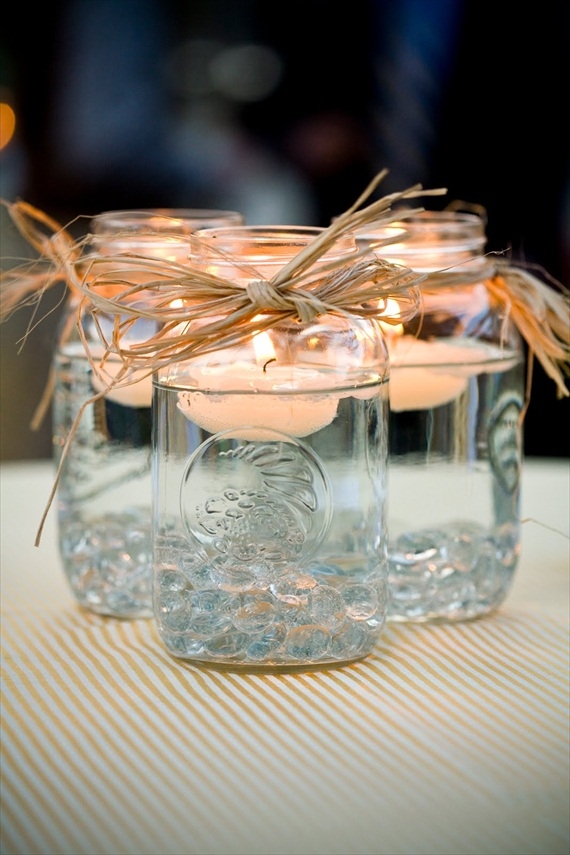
[329,622,372,659]
[285,625,331,660]
[342,583,379,620]
[388,520,518,621]
[246,623,288,660]
[308,585,347,631]
[233,597,277,634]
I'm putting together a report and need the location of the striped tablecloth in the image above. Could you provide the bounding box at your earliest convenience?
[1,459,569,855]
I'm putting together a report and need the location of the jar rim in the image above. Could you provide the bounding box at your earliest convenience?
[91,209,245,235]
[194,225,357,262]
[196,225,330,239]
[356,209,486,245]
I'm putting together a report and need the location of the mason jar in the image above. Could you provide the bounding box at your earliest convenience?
[357,211,525,622]
[152,226,391,669]
[53,209,245,618]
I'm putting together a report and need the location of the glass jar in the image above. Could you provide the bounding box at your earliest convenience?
[53,209,245,618]
[152,226,390,669]
[357,211,525,622]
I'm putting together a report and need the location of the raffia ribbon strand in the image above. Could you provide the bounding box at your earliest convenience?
[489,264,570,399]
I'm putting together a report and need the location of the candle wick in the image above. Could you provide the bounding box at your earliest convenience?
[263,358,277,373]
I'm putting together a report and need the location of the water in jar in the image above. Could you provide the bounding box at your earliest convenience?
[387,343,524,622]
[54,343,154,617]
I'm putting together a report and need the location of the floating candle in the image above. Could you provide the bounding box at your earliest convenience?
[82,316,159,408]
[91,357,154,408]
[388,335,520,412]
[176,333,341,438]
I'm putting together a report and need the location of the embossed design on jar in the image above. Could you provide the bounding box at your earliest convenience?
[487,391,523,494]
[179,429,333,573]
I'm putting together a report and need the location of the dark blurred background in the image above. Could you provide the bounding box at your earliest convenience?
[1,0,568,460]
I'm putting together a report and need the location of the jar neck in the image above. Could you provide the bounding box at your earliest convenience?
[88,209,245,264]
[193,226,358,282]
[90,208,244,237]
[357,211,495,284]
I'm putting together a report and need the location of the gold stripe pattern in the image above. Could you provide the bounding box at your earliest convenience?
[1,609,568,855]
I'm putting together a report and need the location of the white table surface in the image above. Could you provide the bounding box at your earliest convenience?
[1,457,569,855]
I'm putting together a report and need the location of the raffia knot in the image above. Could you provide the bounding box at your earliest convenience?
[246,279,292,312]
[246,279,327,323]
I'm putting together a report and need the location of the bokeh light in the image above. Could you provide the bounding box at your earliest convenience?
[0,101,16,149]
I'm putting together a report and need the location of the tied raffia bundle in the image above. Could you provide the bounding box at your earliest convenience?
[1,169,449,542]
[1,171,442,426]
[2,170,569,543]
[1,170,444,369]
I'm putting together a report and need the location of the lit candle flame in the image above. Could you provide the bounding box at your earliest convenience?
[252,331,276,367]
[378,298,404,341]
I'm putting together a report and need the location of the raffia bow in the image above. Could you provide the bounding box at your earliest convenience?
[1,169,448,542]
[2,169,569,544]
